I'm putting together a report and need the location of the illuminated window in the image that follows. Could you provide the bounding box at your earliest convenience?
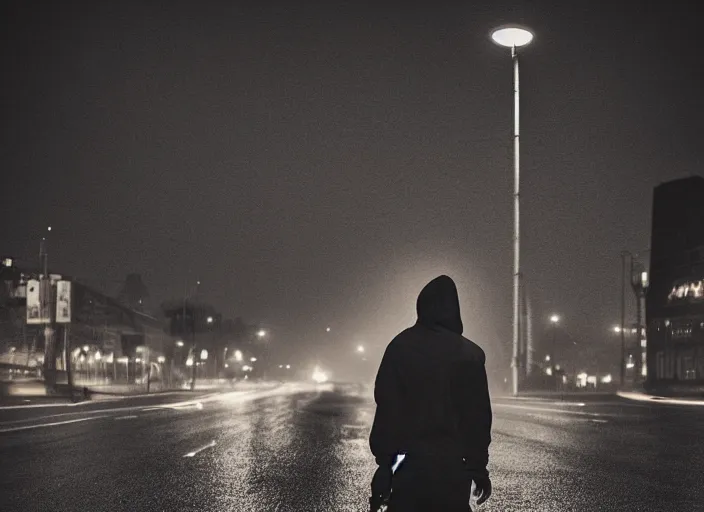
[668,279,704,302]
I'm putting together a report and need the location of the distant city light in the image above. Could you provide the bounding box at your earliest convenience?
[234,350,243,362]
[576,372,588,388]
[545,367,553,376]
[601,374,613,384]
[250,357,257,362]
[257,329,267,338]
[279,365,283,369]
[613,326,622,333]
[157,356,166,363]
[545,355,551,362]
[242,365,252,372]
[176,340,185,347]
[206,316,214,324]
[326,327,331,332]
[47,226,52,232]
[286,364,291,369]
[200,349,208,360]
[356,345,365,353]
[186,358,194,367]
[83,345,89,352]
[549,314,560,324]
[312,366,328,383]
[94,351,102,361]
[135,358,142,363]
[224,363,229,368]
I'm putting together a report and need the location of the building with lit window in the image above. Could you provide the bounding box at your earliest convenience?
[646,176,704,393]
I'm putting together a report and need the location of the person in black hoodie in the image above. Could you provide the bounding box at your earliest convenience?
[369,275,492,511]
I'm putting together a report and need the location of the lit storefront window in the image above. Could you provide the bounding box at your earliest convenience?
[668,279,704,302]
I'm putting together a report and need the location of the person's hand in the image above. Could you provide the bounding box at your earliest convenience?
[473,474,492,505]
[369,463,393,511]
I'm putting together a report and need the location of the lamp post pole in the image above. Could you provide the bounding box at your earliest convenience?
[491,26,534,396]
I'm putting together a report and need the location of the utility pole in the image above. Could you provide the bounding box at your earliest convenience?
[40,228,57,394]
[629,257,648,386]
[64,325,74,401]
[620,251,631,388]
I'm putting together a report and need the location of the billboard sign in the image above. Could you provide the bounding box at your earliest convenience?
[26,279,51,324]
[56,280,72,323]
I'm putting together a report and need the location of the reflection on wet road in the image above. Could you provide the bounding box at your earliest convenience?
[1,384,703,511]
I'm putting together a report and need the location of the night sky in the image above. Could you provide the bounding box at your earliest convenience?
[2,1,701,376]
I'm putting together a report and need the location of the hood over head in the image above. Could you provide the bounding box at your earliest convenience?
[416,275,463,335]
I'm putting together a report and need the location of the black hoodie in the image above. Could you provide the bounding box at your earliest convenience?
[369,275,492,477]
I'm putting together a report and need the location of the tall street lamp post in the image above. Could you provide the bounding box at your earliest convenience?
[549,314,560,389]
[491,25,534,396]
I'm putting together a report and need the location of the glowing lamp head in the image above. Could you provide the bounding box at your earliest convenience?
[491,26,534,48]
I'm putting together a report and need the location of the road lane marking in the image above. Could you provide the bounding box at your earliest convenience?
[494,403,613,418]
[115,415,138,420]
[0,385,303,428]
[0,391,190,410]
[0,415,110,433]
[183,440,216,458]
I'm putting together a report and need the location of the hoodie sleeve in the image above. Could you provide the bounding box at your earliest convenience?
[369,342,403,466]
[454,348,492,476]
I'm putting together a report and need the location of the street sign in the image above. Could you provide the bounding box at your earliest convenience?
[56,280,72,323]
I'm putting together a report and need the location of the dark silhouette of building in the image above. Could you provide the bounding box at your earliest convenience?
[646,176,704,392]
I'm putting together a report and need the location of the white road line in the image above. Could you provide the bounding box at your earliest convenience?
[0,405,159,427]
[617,391,704,406]
[0,415,110,433]
[494,403,612,418]
[0,391,189,410]
[114,415,138,420]
[183,440,216,458]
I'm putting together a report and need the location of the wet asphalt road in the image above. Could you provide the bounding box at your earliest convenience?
[1,383,703,512]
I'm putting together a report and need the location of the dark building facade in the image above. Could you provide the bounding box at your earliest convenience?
[646,176,704,392]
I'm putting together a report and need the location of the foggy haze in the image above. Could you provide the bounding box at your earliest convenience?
[3,1,701,380]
